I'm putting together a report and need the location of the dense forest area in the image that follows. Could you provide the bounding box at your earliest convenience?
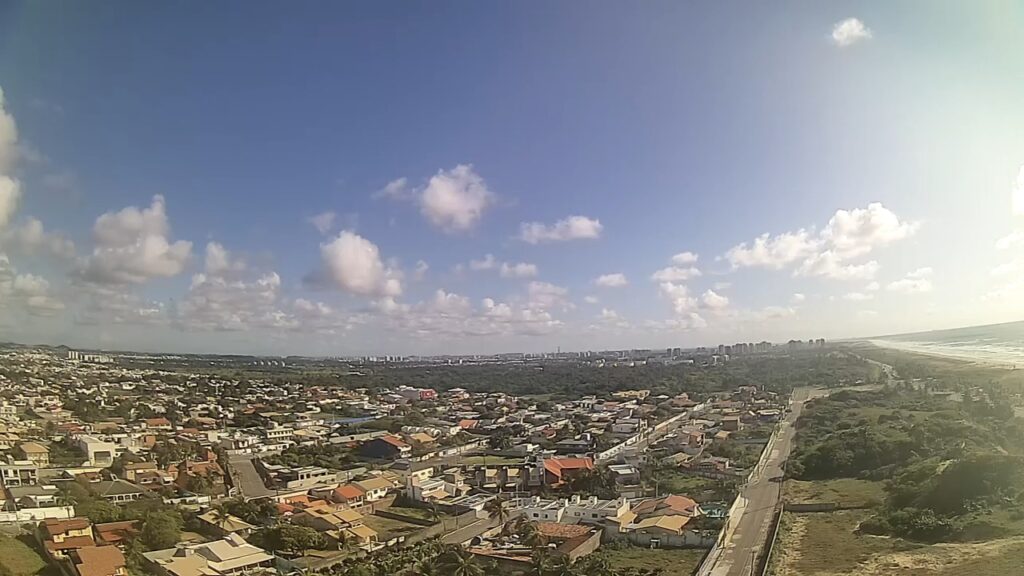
[789,387,1024,542]
[212,349,880,399]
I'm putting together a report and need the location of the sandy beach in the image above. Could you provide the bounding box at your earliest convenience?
[867,338,1024,369]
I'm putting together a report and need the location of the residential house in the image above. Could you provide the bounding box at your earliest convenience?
[142,533,275,576]
[330,484,365,507]
[93,521,141,548]
[16,442,50,467]
[41,517,95,560]
[70,545,128,576]
[353,477,393,502]
[0,458,38,487]
[197,510,255,538]
[93,480,146,504]
[542,457,594,486]
[358,435,411,460]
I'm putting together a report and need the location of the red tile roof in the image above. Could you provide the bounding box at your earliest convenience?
[543,457,594,479]
[45,535,96,551]
[73,545,127,576]
[334,484,365,500]
[380,435,410,449]
[42,517,92,537]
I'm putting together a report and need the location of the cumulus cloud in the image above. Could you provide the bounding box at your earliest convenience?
[308,211,336,235]
[373,177,410,200]
[887,267,934,294]
[843,291,873,301]
[203,242,245,276]
[651,266,702,282]
[319,231,402,297]
[2,217,75,260]
[701,289,729,310]
[0,255,64,316]
[500,261,538,278]
[0,87,18,174]
[831,18,872,47]
[725,203,916,280]
[657,281,699,316]
[671,251,699,265]
[594,273,628,288]
[527,281,570,310]
[583,295,599,305]
[470,254,498,271]
[790,293,806,304]
[519,215,602,244]
[0,176,19,231]
[78,195,192,285]
[996,230,1024,251]
[419,166,493,233]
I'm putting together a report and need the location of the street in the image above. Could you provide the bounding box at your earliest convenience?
[703,387,820,576]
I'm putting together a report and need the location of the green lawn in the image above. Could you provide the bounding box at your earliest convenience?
[386,506,444,522]
[0,534,54,576]
[597,547,706,576]
[783,478,886,508]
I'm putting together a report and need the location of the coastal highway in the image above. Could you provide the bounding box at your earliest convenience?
[702,387,822,576]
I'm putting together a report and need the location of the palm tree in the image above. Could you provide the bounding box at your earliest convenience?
[529,549,553,576]
[209,502,232,533]
[485,496,508,526]
[520,521,547,549]
[56,486,78,518]
[438,547,484,576]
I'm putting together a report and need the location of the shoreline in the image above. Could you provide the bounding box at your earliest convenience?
[865,339,1023,370]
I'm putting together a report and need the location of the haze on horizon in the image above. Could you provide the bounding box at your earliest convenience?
[0,1,1023,356]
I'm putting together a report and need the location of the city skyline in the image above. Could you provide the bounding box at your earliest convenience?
[1,2,1024,356]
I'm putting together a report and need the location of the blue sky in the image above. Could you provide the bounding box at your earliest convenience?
[1,1,1023,355]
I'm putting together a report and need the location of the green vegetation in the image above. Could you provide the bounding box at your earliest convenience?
[249,524,330,557]
[768,510,921,576]
[783,478,885,508]
[648,466,738,502]
[594,545,706,576]
[261,444,354,469]
[788,386,1024,543]
[0,535,50,576]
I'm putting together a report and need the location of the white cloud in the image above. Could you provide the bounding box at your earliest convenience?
[79,195,192,284]
[1012,165,1024,216]
[657,282,698,315]
[204,242,245,276]
[419,165,493,233]
[373,177,410,200]
[990,260,1021,277]
[865,281,880,291]
[831,18,872,47]
[470,254,498,271]
[0,87,18,174]
[671,251,699,265]
[887,268,934,294]
[996,230,1024,251]
[413,260,429,281]
[583,295,599,305]
[726,203,916,280]
[790,293,806,304]
[0,256,64,317]
[3,217,75,259]
[843,291,873,301]
[651,266,702,282]
[527,281,569,310]
[308,211,336,235]
[519,215,603,244]
[180,271,296,331]
[600,308,620,320]
[701,289,729,310]
[594,273,628,288]
[0,176,20,231]
[725,230,817,270]
[500,261,538,278]
[822,203,918,259]
[319,231,402,297]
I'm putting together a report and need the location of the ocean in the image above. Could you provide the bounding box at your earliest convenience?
[868,320,1024,367]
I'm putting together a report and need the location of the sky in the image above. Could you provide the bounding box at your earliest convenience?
[1,1,1023,356]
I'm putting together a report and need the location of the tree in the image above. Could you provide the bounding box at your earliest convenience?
[529,549,554,576]
[485,496,509,526]
[140,511,182,550]
[438,547,484,576]
[520,521,547,549]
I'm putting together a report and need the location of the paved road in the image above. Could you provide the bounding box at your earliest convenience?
[706,388,821,576]
[227,454,276,499]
